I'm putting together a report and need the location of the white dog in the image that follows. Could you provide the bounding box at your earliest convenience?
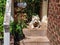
[29,15,41,28]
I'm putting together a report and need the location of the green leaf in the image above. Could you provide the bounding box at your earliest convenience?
[0,0,6,38]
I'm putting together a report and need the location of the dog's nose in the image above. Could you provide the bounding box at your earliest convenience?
[35,22,37,23]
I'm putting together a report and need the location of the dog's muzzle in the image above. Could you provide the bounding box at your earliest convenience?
[33,22,39,27]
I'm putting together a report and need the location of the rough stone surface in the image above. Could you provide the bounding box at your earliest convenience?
[23,28,47,38]
[20,36,50,45]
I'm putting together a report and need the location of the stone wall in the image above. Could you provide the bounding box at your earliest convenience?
[47,0,60,45]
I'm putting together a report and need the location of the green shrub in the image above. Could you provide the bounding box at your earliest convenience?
[10,19,27,41]
[0,0,6,38]
[10,20,27,36]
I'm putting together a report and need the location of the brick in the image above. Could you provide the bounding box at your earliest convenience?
[56,0,59,3]
[48,0,60,45]
[58,4,60,7]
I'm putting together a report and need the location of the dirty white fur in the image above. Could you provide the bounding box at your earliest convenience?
[29,15,41,28]
[41,15,48,24]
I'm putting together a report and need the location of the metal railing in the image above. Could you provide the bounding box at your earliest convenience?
[3,0,14,45]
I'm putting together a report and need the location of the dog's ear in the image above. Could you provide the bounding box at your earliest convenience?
[36,15,40,20]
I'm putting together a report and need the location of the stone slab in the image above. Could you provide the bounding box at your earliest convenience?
[23,28,47,38]
[20,36,50,45]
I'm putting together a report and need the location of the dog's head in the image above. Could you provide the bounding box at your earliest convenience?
[31,15,40,27]
[32,15,40,22]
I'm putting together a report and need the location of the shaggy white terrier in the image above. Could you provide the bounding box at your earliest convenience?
[29,15,41,28]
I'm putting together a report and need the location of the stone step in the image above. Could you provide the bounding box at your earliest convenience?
[20,36,50,45]
[23,28,47,37]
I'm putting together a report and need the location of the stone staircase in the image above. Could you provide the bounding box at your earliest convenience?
[20,23,50,45]
[20,36,50,45]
